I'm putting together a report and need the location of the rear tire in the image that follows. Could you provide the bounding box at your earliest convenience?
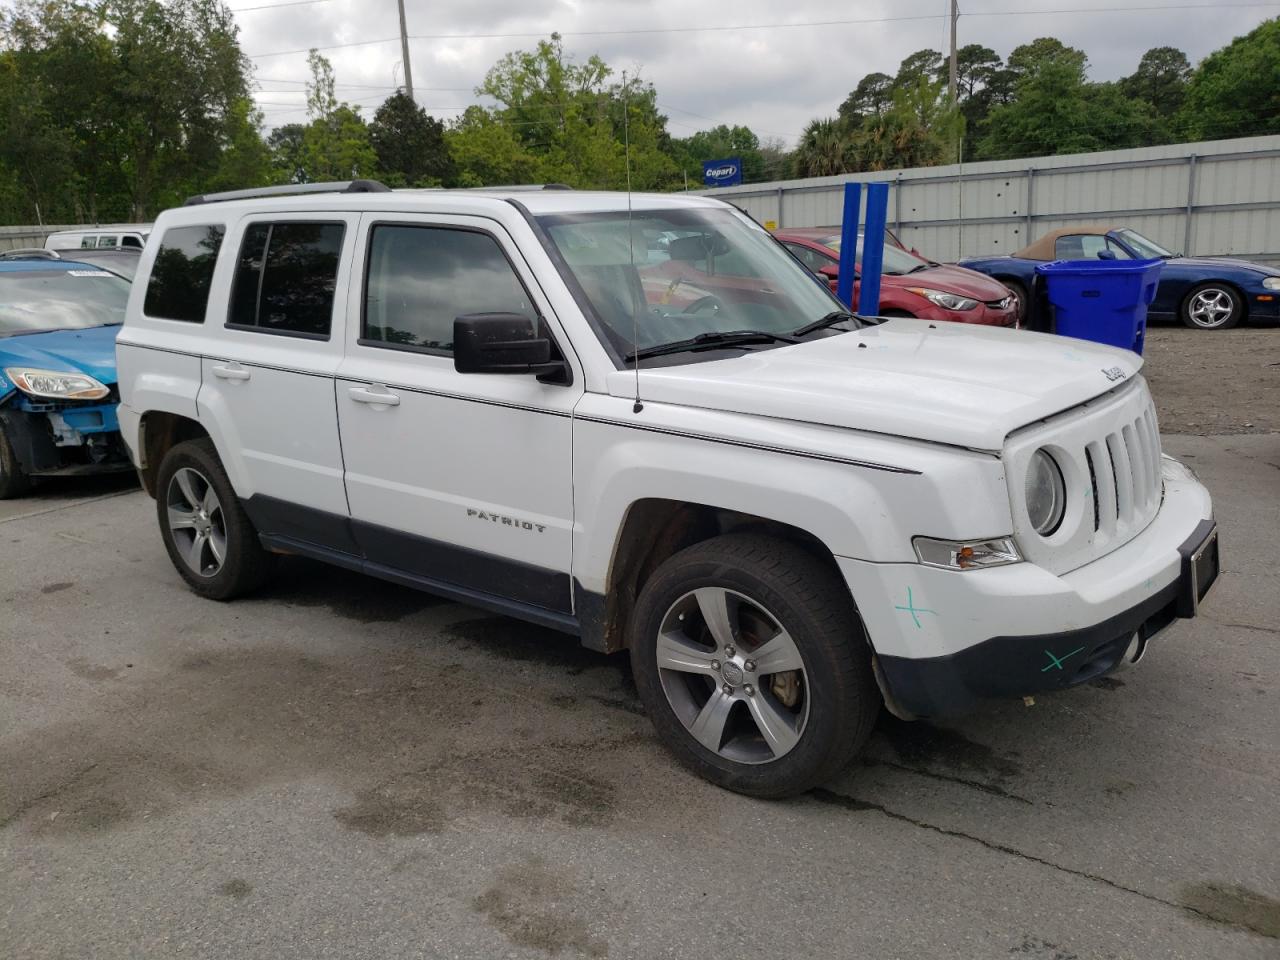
[629,534,880,798]
[1181,283,1242,330]
[155,438,273,600]
[0,424,33,499]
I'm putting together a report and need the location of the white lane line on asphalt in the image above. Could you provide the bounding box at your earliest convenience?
[0,489,141,525]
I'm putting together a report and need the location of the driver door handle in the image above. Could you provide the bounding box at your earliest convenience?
[348,384,400,407]
[210,362,251,382]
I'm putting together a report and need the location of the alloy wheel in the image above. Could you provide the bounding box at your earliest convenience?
[1187,287,1235,329]
[166,467,227,578]
[655,587,810,764]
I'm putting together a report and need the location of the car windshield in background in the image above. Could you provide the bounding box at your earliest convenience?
[0,269,130,337]
[537,208,843,363]
[1116,229,1173,259]
[819,236,927,275]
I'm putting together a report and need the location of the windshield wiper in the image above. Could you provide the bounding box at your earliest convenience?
[792,310,859,337]
[907,263,932,274]
[626,329,799,363]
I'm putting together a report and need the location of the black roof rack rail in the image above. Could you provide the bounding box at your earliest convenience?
[184,179,391,206]
[455,183,574,192]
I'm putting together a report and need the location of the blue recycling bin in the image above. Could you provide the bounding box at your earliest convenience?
[1034,258,1164,355]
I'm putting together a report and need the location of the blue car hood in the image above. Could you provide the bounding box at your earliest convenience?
[1171,256,1280,276]
[0,324,121,387]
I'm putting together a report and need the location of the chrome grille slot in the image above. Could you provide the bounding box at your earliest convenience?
[1085,447,1100,531]
[1123,423,1148,513]
[1107,431,1134,524]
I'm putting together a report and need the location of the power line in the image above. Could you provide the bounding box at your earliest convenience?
[230,0,334,10]
[245,3,1280,58]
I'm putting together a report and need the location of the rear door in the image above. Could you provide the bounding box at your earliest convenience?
[335,213,580,612]
[196,213,358,549]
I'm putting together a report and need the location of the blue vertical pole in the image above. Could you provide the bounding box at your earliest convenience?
[836,182,861,309]
[859,182,889,315]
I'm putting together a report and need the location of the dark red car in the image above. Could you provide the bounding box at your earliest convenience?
[775,228,1018,327]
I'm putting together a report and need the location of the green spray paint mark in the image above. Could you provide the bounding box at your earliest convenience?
[894,587,936,629]
[1041,646,1086,672]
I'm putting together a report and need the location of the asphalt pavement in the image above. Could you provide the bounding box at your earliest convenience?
[1,433,1277,959]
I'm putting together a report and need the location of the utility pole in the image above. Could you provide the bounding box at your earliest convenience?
[948,0,959,107]
[396,0,414,103]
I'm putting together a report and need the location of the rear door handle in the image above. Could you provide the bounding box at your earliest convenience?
[348,384,400,407]
[210,363,251,382]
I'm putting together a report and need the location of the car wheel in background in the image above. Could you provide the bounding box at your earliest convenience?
[155,438,273,600]
[1001,279,1029,325]
[1182,283,1243,330]
[0,425,33,499]
[628,534,880,798]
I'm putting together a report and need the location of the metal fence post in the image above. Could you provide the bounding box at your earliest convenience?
[1025,168,1035,244]
[776,187,784,228]
[1184,154,1198,255]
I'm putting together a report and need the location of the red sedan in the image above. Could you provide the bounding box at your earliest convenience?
[775,228,1018,327]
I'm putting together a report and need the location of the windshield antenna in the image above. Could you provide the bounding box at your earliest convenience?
[623,70,643,414]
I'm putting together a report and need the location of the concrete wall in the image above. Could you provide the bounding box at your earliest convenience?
[695,135,1280,264]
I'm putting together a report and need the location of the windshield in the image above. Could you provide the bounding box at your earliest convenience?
[0,269,130,337]
[537,208,845,364]
[817,235,927,274]
[1115,229,1173,259]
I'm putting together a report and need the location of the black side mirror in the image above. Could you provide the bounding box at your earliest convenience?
[1097,249,1117,261]
[818,264,839,280]
[453,313,568,382]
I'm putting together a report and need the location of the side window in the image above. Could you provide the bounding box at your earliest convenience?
[1105,237,1132,259]
[80,237,96,249]
[121,235,143,249]
[362,224,535,355]
[1054,235,1087,259]
[97,235,118,249]
[784,242,825,274]
[143,224,226,323]
[227,221,345,339]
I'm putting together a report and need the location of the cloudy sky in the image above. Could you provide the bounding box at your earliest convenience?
[237,0,1278,144]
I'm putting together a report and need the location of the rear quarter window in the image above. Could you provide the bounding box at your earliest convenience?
[227,221,345,339]
[143,225,227,323]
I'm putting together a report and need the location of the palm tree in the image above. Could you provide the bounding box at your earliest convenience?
[792,118,851,177]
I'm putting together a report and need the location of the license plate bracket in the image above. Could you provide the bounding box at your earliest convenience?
[1176,520,1219,618]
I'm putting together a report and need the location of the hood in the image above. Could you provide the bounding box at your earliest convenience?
[1170,255,1280,276]
[885,263,1013,301]
[0,325,121,387]
[607,318,1142,451]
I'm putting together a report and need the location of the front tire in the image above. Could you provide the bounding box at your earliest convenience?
[155,438,273,600]
[0,424,33,499]
[1001,278,1029,326]
[629,534,880,798]
[1182,283,1242,330]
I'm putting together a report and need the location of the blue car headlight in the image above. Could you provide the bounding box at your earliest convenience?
[3,367,110,401]
[1262,277,1280,291]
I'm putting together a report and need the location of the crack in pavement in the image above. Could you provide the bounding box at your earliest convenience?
[0,489,139,525]
[807,788,1265,938]
[0,761,100,830]
[868,759,1036,805]
[1202,617,1280,637]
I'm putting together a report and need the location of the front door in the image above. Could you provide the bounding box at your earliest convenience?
[335,214,580,613]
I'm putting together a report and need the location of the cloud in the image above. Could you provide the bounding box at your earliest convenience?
[237,0,1277,145]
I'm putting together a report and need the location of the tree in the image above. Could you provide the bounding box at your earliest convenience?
[268,124,308,183]
[299,49,377,181]
[792,118,850,178]
[673,124,765,183]
[1122,47,1191,121]
[978,39,1098,159]
[852,76,962,170]
[446,106,540,187]
[208,98,277,192]
[369,91,452,187]
[896,49,943,87]
[838,72,893,126]
[1178,18,1280,141]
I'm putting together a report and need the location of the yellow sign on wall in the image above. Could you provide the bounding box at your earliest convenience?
[764,219,778,231]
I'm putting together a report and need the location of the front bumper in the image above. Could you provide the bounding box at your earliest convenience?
[838,456,1216,717]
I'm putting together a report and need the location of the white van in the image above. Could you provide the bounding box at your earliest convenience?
[45,226,150,252]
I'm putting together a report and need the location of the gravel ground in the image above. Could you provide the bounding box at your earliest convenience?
[1143,327,1280,435]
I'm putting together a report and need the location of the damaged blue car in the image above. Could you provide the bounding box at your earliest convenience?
[0,259,131,497]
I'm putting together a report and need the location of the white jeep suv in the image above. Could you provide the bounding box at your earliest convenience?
[115,181,1219,797]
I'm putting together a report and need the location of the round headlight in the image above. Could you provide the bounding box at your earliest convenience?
[1025,449,1066,536]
